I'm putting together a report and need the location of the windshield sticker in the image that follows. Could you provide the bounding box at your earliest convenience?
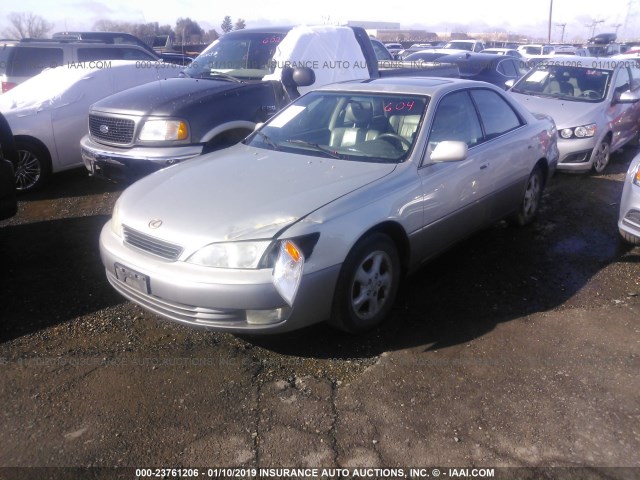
[269,105,306,128]
[527,70,550,83]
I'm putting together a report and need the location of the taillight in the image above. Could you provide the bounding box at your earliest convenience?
[1,82,17,93]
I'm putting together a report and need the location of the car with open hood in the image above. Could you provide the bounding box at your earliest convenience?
[99,77,558,334]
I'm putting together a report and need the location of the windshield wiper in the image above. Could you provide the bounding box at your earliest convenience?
[189,70,243,83]
[285,140,343,159]
[253,131,279,150]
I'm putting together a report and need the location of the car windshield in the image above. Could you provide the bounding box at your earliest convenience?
[511,64,611,101]
[183,32,285,80]
[445,42,473,51]
[245,91,429,163]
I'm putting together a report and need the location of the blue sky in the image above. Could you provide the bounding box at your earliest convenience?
[1,0,638,42]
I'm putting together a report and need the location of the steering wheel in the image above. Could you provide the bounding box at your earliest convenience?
[377,133,412,150]
[581,90,600,99]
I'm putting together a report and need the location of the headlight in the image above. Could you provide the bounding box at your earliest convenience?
[272,240,305,306]
[187,241,271,268]
[559,124,596,139]
[110,199,123,237]
[633,164,640,187]
[139,120,188,141]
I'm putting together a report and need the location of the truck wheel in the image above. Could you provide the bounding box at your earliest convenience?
[329,233,400,333]
[14,140,51,193]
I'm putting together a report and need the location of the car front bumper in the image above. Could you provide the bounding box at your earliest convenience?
[555,137,597,172]
[81,135,203,183]
[100,222,340,333]
[618,160,640,243]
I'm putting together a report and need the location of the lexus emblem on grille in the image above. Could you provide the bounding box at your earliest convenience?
[99,124,109,134]
[148,219,163,229]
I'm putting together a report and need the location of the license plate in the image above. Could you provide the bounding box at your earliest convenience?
[114,263,150,294]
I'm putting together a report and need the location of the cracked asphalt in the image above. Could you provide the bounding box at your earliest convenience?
[0,147,639,479]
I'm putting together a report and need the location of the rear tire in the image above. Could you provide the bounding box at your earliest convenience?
[14,140,51,193]
[509,165,544,227]
[330,233,400,334]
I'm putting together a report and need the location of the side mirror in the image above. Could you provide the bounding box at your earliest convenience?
[281,66,316,100]
[430,141,468,163]
[616,90,640,104]
[292,67,315,87]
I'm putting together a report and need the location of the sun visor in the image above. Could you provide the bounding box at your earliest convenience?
[263,25,370,96]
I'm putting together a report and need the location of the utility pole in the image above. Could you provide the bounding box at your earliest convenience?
[586,19,605,40]
[548,0,554,43]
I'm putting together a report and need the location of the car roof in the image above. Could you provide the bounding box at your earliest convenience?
[317,76,499,95]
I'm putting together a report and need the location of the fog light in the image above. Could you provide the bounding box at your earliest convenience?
[246,307,292,325]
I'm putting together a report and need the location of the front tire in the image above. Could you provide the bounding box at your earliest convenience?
[592,139,611,174]
[509,165,544,227]
[330,233,400,333]
[14,140,51,193]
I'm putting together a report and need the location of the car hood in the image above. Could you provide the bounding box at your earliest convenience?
[509,92,605,128]
[90,77,245,116]
[118,144,397,249]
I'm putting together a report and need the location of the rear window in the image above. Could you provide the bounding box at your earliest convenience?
[77,47,155,62]
[0,44,14,75]
[7,47,63,76]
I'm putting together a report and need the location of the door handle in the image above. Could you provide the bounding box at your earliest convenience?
[480,163,489,170]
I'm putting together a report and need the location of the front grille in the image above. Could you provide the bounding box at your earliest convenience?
[89,114,135,144]
[123,226,183,260]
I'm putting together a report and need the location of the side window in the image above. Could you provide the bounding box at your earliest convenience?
[78,48,122,61]
[78,48,155,62]
[499,59,517,77]
[613,68,631,97]
[630,66,640,91]
[8,47,63,76]
[428,90,483,150]
[470,89,523,140]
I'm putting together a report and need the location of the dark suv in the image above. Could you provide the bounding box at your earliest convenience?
[0,38,159,93]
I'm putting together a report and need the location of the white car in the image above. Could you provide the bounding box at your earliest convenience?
[619,153,640,244]
[0,60,181,192]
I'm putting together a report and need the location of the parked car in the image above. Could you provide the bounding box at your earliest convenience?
[0,112,17,220]
[508,57,640,173]
[99,77,558,334]
[370,38,394,61]
[0,38,160,93]
[618,153,640,244]
[552,45,589,56]
[442,39,486,52]
[480,48,524,58]
[431,52,527,88]
[0,60,181,192]
[403,49,456,62]
[517,44,555,60]
[384,43,404,57]
[81,25,458,184]
[52,31,157,56]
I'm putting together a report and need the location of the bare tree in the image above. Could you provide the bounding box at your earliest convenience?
[4,11,54,39]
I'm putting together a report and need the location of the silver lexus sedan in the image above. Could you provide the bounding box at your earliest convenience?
[100,77,559,334]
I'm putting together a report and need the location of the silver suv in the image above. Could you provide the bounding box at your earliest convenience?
[0,38,159,93]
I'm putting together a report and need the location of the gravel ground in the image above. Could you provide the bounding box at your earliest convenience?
[1,149,639,478]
